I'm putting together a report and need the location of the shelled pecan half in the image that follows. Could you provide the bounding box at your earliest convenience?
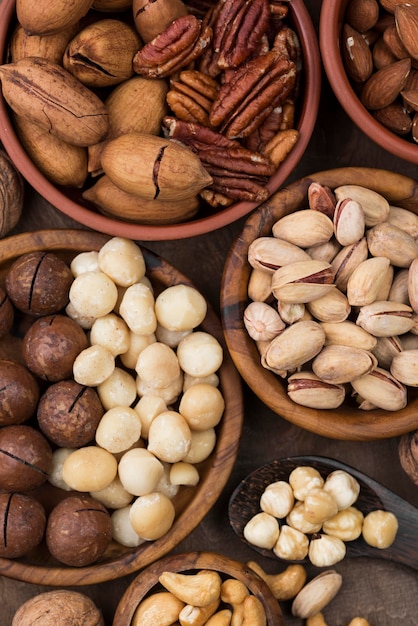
[166,69,219,126]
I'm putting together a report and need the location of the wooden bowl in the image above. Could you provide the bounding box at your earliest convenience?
[112,551,284,626]
[221,167,418,441]
[0,229,243,585]
[319,0,418,165]
[0,0,321,241]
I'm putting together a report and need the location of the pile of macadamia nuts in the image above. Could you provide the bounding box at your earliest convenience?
[243,465,398,568]
[0,236,225,566]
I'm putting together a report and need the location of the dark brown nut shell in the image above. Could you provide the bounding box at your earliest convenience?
[22,314,88,381]
[12,589,105,626]
[46,495,112,567]
[0,359,40,426]
[0,424,52,492]
[0,492,46,558]
[5,251,73,316]
[0,286,14,339]
[37,380,104,447]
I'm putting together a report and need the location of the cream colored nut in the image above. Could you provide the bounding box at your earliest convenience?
[322,506,364,541]
[95,406,142,453]
[182,427,216,463]
[306,287,350,323]
[160,570,222,607]
[177,331,223,377]
[179,383,224,431]
[134,394,167,438]
[169,461,200,486]
[241,594,266,626]
[48,447,75,491]
[333,197,365,246]
[119,331,156,369]
[260,480,294,519]
[346,256,392,306]
[334,184,390,226]
[135,341,180,388]
[312,344,378,385]
[62,445,118,492]
[262,320,326,373]
[376,264,394,302]
[291,570,342,619]
[65,301,96,329]
[98,237,146,286]
[147,410,192,463]
[356,300,414,337]
[288,370,346,410]
[347,618,371,626]
[205,609,233,626]
[323,470,360,510]
[306,613,328,626]
[220,577,249,606]
[277,301,305,325]
[155,462,179,500]
[155,324,191,348]
[273,524,309,560]
[286,500,322,534]
[400,332,418,349]
[246,562,307,601]
[243,512,280,549]
[89,313,130,356]
[90,475,133,509]
[391,349,418,386]
[362,509,398,548]
[248,236,310,273]
[131,591,184,626]
[155,284,207,331]
[97,366,137,410]
[303,487,339,525]
[372,336,403,369]
[367,222,418,268]
[306,238,341,263]
[272,209,334,248]
[129,491,176,540]
[271,260,335,304]
[308,533,346,567]
[183,372,220,392]
[70,250,99,276]
[388,206,418,237]
[243,301,285,341]
[331,237,369,292]
[118,448,164,496]
[119,282,157,335]
[179,598,220,626]
[321,320,377,350]
[351,367,408,411]
[111,506,145,548]
[73,344,115,386]
[69,270,118,318]
[289,466,324,501]
[136,373,179,405]
[248,268,273,302]
[389,268,410,304]
[408,257,418,314]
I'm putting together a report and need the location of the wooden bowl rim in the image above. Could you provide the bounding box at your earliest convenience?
[221,166,418,441]
[0,229,243,585]
[112,550,284,626]
[0,0,322,241]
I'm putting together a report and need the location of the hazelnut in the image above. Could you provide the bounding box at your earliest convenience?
[37,379,104,447]
[0,359,39,426]
[5,251,73,316]
[22,314,88,381]
[0,492,46,558]
[11,589,104,625]
[0,424,52,491]
[0,286,14,338]
[46,494,112,567]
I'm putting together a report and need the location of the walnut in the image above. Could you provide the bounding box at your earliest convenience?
[399,430,418,486]
[12,590,104,625]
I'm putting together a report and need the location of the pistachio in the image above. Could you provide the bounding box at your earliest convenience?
[389,268,410,304]
[351,367,408,411]
[356,300,414,337]
[307,181,336,219]
[334,184,390,226]
[390,349,418,386]
[272,210,334,248]
[375,263,394,302]
[291,570,343,619]
[333,197,365,246]
[321,320,377,351]
[366,222,418,268]
[277,301,306,324]
[408,257,418,313]
[312,344,378,384]
[243,301,285,342]
[247,269,273,302]
[388,205,418,237]
[372,335,403,369]
[262,320,326,372]
[271,260,335,304]
[330,237,369,292]
[248,237,310,274]
[346,256,392,306]
[306,288,350,323]
[305,238,341,263]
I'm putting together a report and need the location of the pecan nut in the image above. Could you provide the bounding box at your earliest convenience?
[166,70,219,126]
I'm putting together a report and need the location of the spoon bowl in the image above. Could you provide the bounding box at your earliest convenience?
[229,456,418,571]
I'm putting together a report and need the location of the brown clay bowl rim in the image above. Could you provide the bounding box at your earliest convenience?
[0,0,322,241]
[220,166,418,441]
[319,0,418,165]
[0,229,243,586]
[112,550,284,626]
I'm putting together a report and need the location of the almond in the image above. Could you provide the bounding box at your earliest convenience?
[346,0,379,33]
[360,57,411,109]
[395,3,418,60]
[401,89,418,112]
[372,102,412,134]
[383,23,409,59]
[380,0,418,15]
[372,37,397,70]
[342,24,373,82]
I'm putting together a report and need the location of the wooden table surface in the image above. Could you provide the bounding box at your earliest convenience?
[1,1,418,623]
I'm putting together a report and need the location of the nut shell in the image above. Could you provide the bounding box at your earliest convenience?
[0,424,52,491]
[0,359,39,426]
[0,492,46,558]
[12,589,104,625]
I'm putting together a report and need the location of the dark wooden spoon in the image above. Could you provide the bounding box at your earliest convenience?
[229,456,418,571]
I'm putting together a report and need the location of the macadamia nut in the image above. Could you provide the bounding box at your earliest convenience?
[134,395,167,438]
[89,313,130,356]
[170,461,200,486]
[155,284,207,331]
[119,283,157,335]
[119,331,156,369]
[177,331,223,377]
[129,491,176,540]
[243,512,280,549]
[62,445,118,492]
[179,383,225,430]
[183,428,217,464]
[111,506,145,548]
[95,406,142,453]
[97,367,137,410]
[135,342,180,388]
[147,410,192,463]
[70,250,99,276]
[98,237,146,286]
[69,271,118,318]
[90,476,134,509]
[118,448,164,496]
[73,344,115,386]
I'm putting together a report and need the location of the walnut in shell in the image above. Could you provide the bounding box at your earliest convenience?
[12,589,104,625]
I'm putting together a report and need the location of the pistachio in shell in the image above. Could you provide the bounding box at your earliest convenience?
[0,149,24,237]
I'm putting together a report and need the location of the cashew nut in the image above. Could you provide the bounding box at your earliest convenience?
[179,598,220,626]
[306,613,329,626]
[247,561,307,601]
[220,578,249,626]
[347,619,371,626]
[132,591,184,626]
[159,570,222,607]
[205,609,233,626]
[241,595,266,626]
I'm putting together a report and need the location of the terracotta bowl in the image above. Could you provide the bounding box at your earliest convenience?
[112,551,284,626]
[0,229,243,585]
[221,166,418,441]
[319,0,418,164]
[0,0,321,241]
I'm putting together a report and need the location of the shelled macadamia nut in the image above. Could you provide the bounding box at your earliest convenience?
[97,367,137,409]
[95,406,142,453]
[97,236,146,287]
[147,410,192,463]
[119,283,157,335]
[179,383,225,430]
[155,284,207,331]
[111,506,145,548]
[118,447,164,496]
[89,313,130,356]
[62,445,118,492]
[177,331,223,377]
[69,271,118,318]
[73,344,115,386]
[129,491,176,540]
[70,250,99,276]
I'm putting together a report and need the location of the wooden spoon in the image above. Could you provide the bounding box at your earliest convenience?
[229,456,418,571]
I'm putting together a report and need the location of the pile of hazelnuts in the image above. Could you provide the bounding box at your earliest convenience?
[0,237,224,568]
